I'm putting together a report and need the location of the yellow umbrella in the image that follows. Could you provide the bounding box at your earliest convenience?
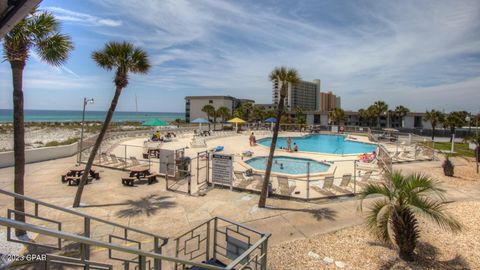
[227,117,246,132]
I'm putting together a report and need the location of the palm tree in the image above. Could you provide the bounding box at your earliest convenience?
[252,106,266,122]
[360,171,461,261]
[425,110,444,140]
[394,105,410,128]
[216,106,230,122]
[73,41,150,207]
[328,107,345,125]
[259,67,300,208]
[3,10,73,234]
[442,111,467,142]
[371,101,388,128]
[216,106,230,128]
[201,104,215,130]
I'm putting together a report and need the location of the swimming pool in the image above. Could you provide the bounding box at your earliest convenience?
[257,134,377,154]
[245,156,330,175]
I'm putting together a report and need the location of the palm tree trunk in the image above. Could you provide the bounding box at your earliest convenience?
[393,208,418,262]
[11,60,26,236]
[259,88,285,207]
[73,85,123,207]
[431,126,435,141]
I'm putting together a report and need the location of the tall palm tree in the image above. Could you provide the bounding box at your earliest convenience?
[252,106,265,122]
[360,171,461,261]
[294,106,306,126]
[259,67,300,208]
[424,109,444,140]
[328,107,345,125]
[216,106,230,122]
[394,105,410,128]
[202,104,215,130]
[73,41,150,207]
[216,106,230,128]
[371,101,388,128]
[3,10,73,234]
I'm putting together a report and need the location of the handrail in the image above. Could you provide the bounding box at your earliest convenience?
[0,218,225,270]
[0,189,168,245]
[225,234,270,270]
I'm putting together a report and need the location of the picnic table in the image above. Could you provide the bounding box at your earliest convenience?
[123,165,157,186]
[62,165,100,186]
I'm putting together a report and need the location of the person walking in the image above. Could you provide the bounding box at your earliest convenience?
[287,137,292,152]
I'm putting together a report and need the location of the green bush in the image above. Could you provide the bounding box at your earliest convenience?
[442,156,454,177]
[44,137,79,147]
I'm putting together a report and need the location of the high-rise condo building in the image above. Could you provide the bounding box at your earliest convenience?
[272,79,321,111]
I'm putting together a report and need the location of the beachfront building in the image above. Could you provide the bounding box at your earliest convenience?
[305,111,433,130]
[272,79,321,111]
[185,95,254,122]
[254,103,276,111]
[319,91,341,112]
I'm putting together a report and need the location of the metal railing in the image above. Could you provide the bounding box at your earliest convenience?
[174,216,270,270]
[0,189,271,269]
[0,188,167,269]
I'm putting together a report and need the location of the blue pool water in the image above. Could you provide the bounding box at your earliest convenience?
[245,156,330,175]
[257,134,377,154]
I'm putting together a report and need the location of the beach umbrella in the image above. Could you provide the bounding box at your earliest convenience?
[143,118,168,127]
[227,117,246,131]
[191,118,209,129]
[265,117,277,130]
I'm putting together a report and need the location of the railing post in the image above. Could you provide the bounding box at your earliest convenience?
[261,237,268,270]
[139,255,147,270]
[213,218,218,260]
[82,217,90,269]
[154,237,162,270]
[206,220,211,261]
[353,161,357,194]
[306,162,310,199]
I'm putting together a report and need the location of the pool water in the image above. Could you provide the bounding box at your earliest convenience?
[257,134,377,154]
[245,156,330,175]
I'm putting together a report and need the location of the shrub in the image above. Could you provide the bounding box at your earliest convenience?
[442,156,454,176]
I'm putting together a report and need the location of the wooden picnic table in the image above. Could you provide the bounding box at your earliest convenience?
[129,165,151,179]
[62,165,99,186]
[68,165,98,177]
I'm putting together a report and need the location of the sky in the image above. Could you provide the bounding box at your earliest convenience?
[1,0,479,113]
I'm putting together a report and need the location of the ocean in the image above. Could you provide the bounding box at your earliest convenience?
[0,109,185,123]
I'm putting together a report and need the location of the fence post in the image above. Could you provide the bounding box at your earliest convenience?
[124,144,127,170]
[306,162,310,199]
[353,161,357,194]
[213,218,218,260]
[154,237,161,270]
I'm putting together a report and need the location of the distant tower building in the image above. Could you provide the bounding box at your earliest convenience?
[272,79,320,111]
[319,91,340,112]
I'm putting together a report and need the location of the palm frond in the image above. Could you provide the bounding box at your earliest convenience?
[358,183,392,211]
[365,199,393,243]
[405,173,446,200]
[408,196,462,232]
[35,33,73,66]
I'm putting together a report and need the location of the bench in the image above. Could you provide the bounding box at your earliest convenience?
[146,174,157,184]
[67,177,81,186]
[122,177,136,186]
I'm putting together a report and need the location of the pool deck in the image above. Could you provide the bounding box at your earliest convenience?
[110,132,380,199]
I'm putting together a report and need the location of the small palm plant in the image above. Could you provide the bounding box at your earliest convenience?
[359,171,461,261]
[442,156,454,176]
[73,41,150,207]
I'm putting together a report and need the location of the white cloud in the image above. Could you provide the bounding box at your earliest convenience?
[46,7,122,27]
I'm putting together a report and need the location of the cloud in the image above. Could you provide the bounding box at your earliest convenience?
[46,7,122,27]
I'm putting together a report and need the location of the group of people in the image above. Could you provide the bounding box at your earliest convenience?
[249,132,257,146]
[359,151,376,162]
[151,131,176,142]
[279,137,299,152]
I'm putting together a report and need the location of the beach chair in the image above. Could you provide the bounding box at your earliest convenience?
[234,171,252,189]
[355,171,374,187]
[129,156,141,166]
[109,154,129,168]
[311,176,336,196]
[277,176,296,196]
[332,174,353,193]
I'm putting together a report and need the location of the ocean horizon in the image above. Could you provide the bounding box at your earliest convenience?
[0,109,185,123]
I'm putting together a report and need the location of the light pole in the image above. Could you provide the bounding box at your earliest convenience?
[77,98,94,164]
